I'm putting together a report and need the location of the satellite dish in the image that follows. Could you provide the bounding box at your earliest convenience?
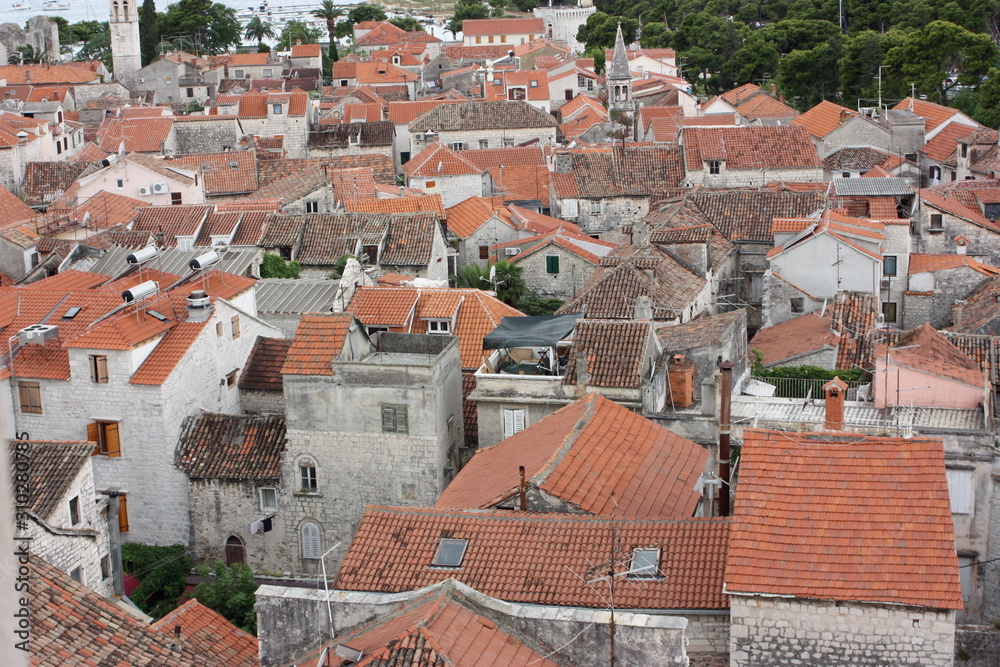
[489,264,496,285]
[82,211,91,224]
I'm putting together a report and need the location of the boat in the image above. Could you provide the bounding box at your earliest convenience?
[11,1,30,10]
[41,0,69,9]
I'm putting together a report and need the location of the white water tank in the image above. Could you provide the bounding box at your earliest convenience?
[126,246,158,265]
[122,280,158,302]
[189,251,221,271]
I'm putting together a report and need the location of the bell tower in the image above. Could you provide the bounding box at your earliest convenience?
[109,0,141,81]
[605,23,633,113]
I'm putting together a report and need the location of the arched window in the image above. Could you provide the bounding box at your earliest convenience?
[301,522,322,559]
[298,456,317,493]
[225,536,245,565]
[112,1,119,20]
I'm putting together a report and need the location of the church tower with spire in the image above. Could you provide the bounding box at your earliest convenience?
[605,23,633,113]
[109,0,141,81]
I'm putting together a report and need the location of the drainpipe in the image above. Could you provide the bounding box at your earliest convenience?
[101,489,125,597]
[518,465,527,510]
[717,361,733,517]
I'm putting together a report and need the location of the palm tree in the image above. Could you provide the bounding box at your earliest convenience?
[244,16,276,47]
[311,0,343,62]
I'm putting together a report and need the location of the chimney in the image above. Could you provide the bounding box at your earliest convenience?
[554,153,573,173]
[633,218,650,247]
[574,353,589,395]
[634,295,653,321]
[956,236,968,254]
[955,300,966,329]
[770,83,776,96]
[173,626,183,653]
[823,376,848,431]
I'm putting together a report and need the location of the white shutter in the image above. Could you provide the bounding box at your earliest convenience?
[946,468,974,514]
[512,409,525,434]
[563,199,578,217]
[301,522,322,559]
[503,409,514,438]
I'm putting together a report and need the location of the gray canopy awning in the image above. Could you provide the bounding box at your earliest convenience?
[483,313,584,350]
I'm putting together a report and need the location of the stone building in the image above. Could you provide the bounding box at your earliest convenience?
[109,0,141,80]
[0,16,59,65]
[401,142,487,209]
[280,316,464,574]
[306,121,394,160]
[604,23,632,114]
[727,428,963,666]
[175,411,287,571]
[445,196,519,268]
[10,440,113,598]
[492,229,615,300]
[913,185,1000,266]
[237,336,292,412]
[408,100,557,156]
[791,100,891,158]
[134,51,225,105]
[532,3,595,52]
[2,270,280,546]
[236,88,314,159]
[681,125,823,187]
[903,253,1000,330]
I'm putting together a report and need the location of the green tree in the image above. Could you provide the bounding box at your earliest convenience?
[328,254,356,279]
[639,22,669,49]
[193,562,258,634]
[159,0,241,54]
[883,20,1000,104]
[260,253,301,279]
[9,44,46,64]
[725,32,780,86]
[243,15,276,48]
[51,16,71,45]
[389,17,425,32]
[448,0,490,36]
[453,261,527,306]
[277,20,322,50]
[76,23,112,70]
[122,544,191,619]
[515,291,564,316]
[776,41,845,108]
[577,12,638,52]
[838,29,905,108]
[312,0,343,62]
[139,0,159,65]
[347,3,387,24]
[488,0,506,17]
[974,68,1000,129]
[671,12,745,93]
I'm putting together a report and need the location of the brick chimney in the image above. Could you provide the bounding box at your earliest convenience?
[823,376,848,431]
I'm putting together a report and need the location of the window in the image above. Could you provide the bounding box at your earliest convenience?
[89,355,108,383]
[589,200,601,215]
[366,325,389,336]
[56,143,62,155]
[263,68,272,77]
[216,322,224,336]
[881,301,897,323]
[501,35,507,42]
[947,468,974,514]
[301,522,322,559]
[479,139,489,149]
[929,213,943,229]
[166,76,172,83]
[340,79,348,86]
[562,199,578,218]
[226,369,238,388]
[382,405,409,433]
[530,79,538,87]
[427,319,450,334]
[929,165,942,181]
[708,161,721,175]
[233,70,243,79]
[431,538,469,567]
[475,36,481,43]
[488,35,494,43]
[259,487,278,511]
[962,144,968,158]
[273,104,282,114]
[399,481,417,501]
[186,87,194,97]
[577,75,587,88]
[231,315,240,339]
[88,421,121,457]
[503,408,525,438]
[959,556,975,603]
[546,255,560,274]
[883,255,897,276]
[362,244,379,264]
[503,138,516,147]
[170,192,182,206]
[842,172,851,178]
[749,275,764,305]
[68,496,80,526]
[425,180,436,189]
[629,548,661,579]
[69,567,83,584]
[449,142,466,151]
[100,554,111,579]
[789,297,804,313]
[305,201,319,213]
[18,382,41,414]
[117,494,129,533]
[299,461,317,492]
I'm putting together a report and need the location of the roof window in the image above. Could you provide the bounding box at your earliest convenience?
[628,547,661,580]
[432,538,469,567]
[62,307,81,320]
[147,310,168,322]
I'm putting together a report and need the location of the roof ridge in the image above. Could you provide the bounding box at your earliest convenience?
[531,393,599,489]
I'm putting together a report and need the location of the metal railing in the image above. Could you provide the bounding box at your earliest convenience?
[749,375,869,400]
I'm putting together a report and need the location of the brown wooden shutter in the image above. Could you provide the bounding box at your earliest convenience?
[104,422,121,458]
[117,494,129,533]
[96,356,108,383]
[87,422,100,456]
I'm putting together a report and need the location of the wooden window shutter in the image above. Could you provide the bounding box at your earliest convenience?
[381,406,395,432]
[396,407,407,433]
[105,423,121,458]
[87,422,100,456]
[513,409,525,433]
[117,495,129,533]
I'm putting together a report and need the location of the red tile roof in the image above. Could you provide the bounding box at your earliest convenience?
[129,321,207,385]
[445,196,513,238]
[749,313,841,366]
[920,121,973,164]
[0,184,37,224]
[165,151,258,195]
[790,99,856,139]
[402,142,484,178]
[387,99,464,125]
[909,253,1000,276]
[96,117,174,153]
[0,64,100,84]
[438,393,708,518]
[68,190,149,229]
[893,97,970,134]
[875,322,986,388]
[726,428,963,610]
[239,336,292,391]
[336,507,730,610]
[459,146,546,169]
[683,125,821,171]
[9,440,93,518]
[151,599,259,667]
[175,411,286,481]
[290,43,322,58]
[344,194,445,219]
[281,313,353,376]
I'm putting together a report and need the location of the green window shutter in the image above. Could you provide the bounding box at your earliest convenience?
[546,256,560,274]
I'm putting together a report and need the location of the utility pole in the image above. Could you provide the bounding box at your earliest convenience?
[717,361,733,517]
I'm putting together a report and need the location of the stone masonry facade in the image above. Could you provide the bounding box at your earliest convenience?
[730,596,956,666]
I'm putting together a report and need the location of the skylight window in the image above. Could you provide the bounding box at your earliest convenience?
[628,548,661,580]
[147,310,168,322]
[62,307,81,320]
[432,538,469,568]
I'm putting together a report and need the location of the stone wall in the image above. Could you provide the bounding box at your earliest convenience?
[903,266,992,330]
[914,204,1000,266]
[571,196,651,235]
[408,173,483,209]
[730,595,957,667]
[955,626,1000,665]
[255,581,690,667]
[237,111,311,159]
[240,388,285,415]
[761,272,825,328]
[983,476,1000,624]
[820,117,891,156]
[172,119,243,154]
[0,16,57,64]
[410,127,556,156]
[687,167,823,188]
[514,245,596,300]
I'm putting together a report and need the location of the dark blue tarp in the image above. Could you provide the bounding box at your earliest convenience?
[482,313,583,349]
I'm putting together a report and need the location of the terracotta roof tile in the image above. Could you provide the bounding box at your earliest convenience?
[22,161,93,207]
[893,97,970,134]
[727,428,963,610]
[460,146,545,169]
[876,322,986,387]
[338,507,728,612]
[909,253,1000,276]
[281,312,353,376]
[96,117,174,153]
[151,599,259,667]
[387,99,463,125]
[239,336,292,391]
[445,196,513,238]
[439,392,707,519]
[823,147,903,173]
[0,184,37,223]
[920,121,973,164]
[8,440,93,517]
[132,205,211,245]
[68,143,109,164]
[0,64,99,85]
[561,320,653,388]
[683,125,821,172]
[166,151,258,195]
[30,557,221,665]
[349,287,420,327]
[403,142,484,178]
[550,146,684,199]
[790,99,856,139]
[290,43,322,58]
[175,411,286,481]
[750,313,841,366]
[129,321,208,385]
[68,190,149,229]
[668,190,827,243]
[410,100,557,132]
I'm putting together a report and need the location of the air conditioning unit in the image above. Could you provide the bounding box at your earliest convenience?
[152,182,168,194]
[504,247,520,256]
[17,324,59,346]
[879,278,891,290]
[137,186,151,196]
[414,133,424,141]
